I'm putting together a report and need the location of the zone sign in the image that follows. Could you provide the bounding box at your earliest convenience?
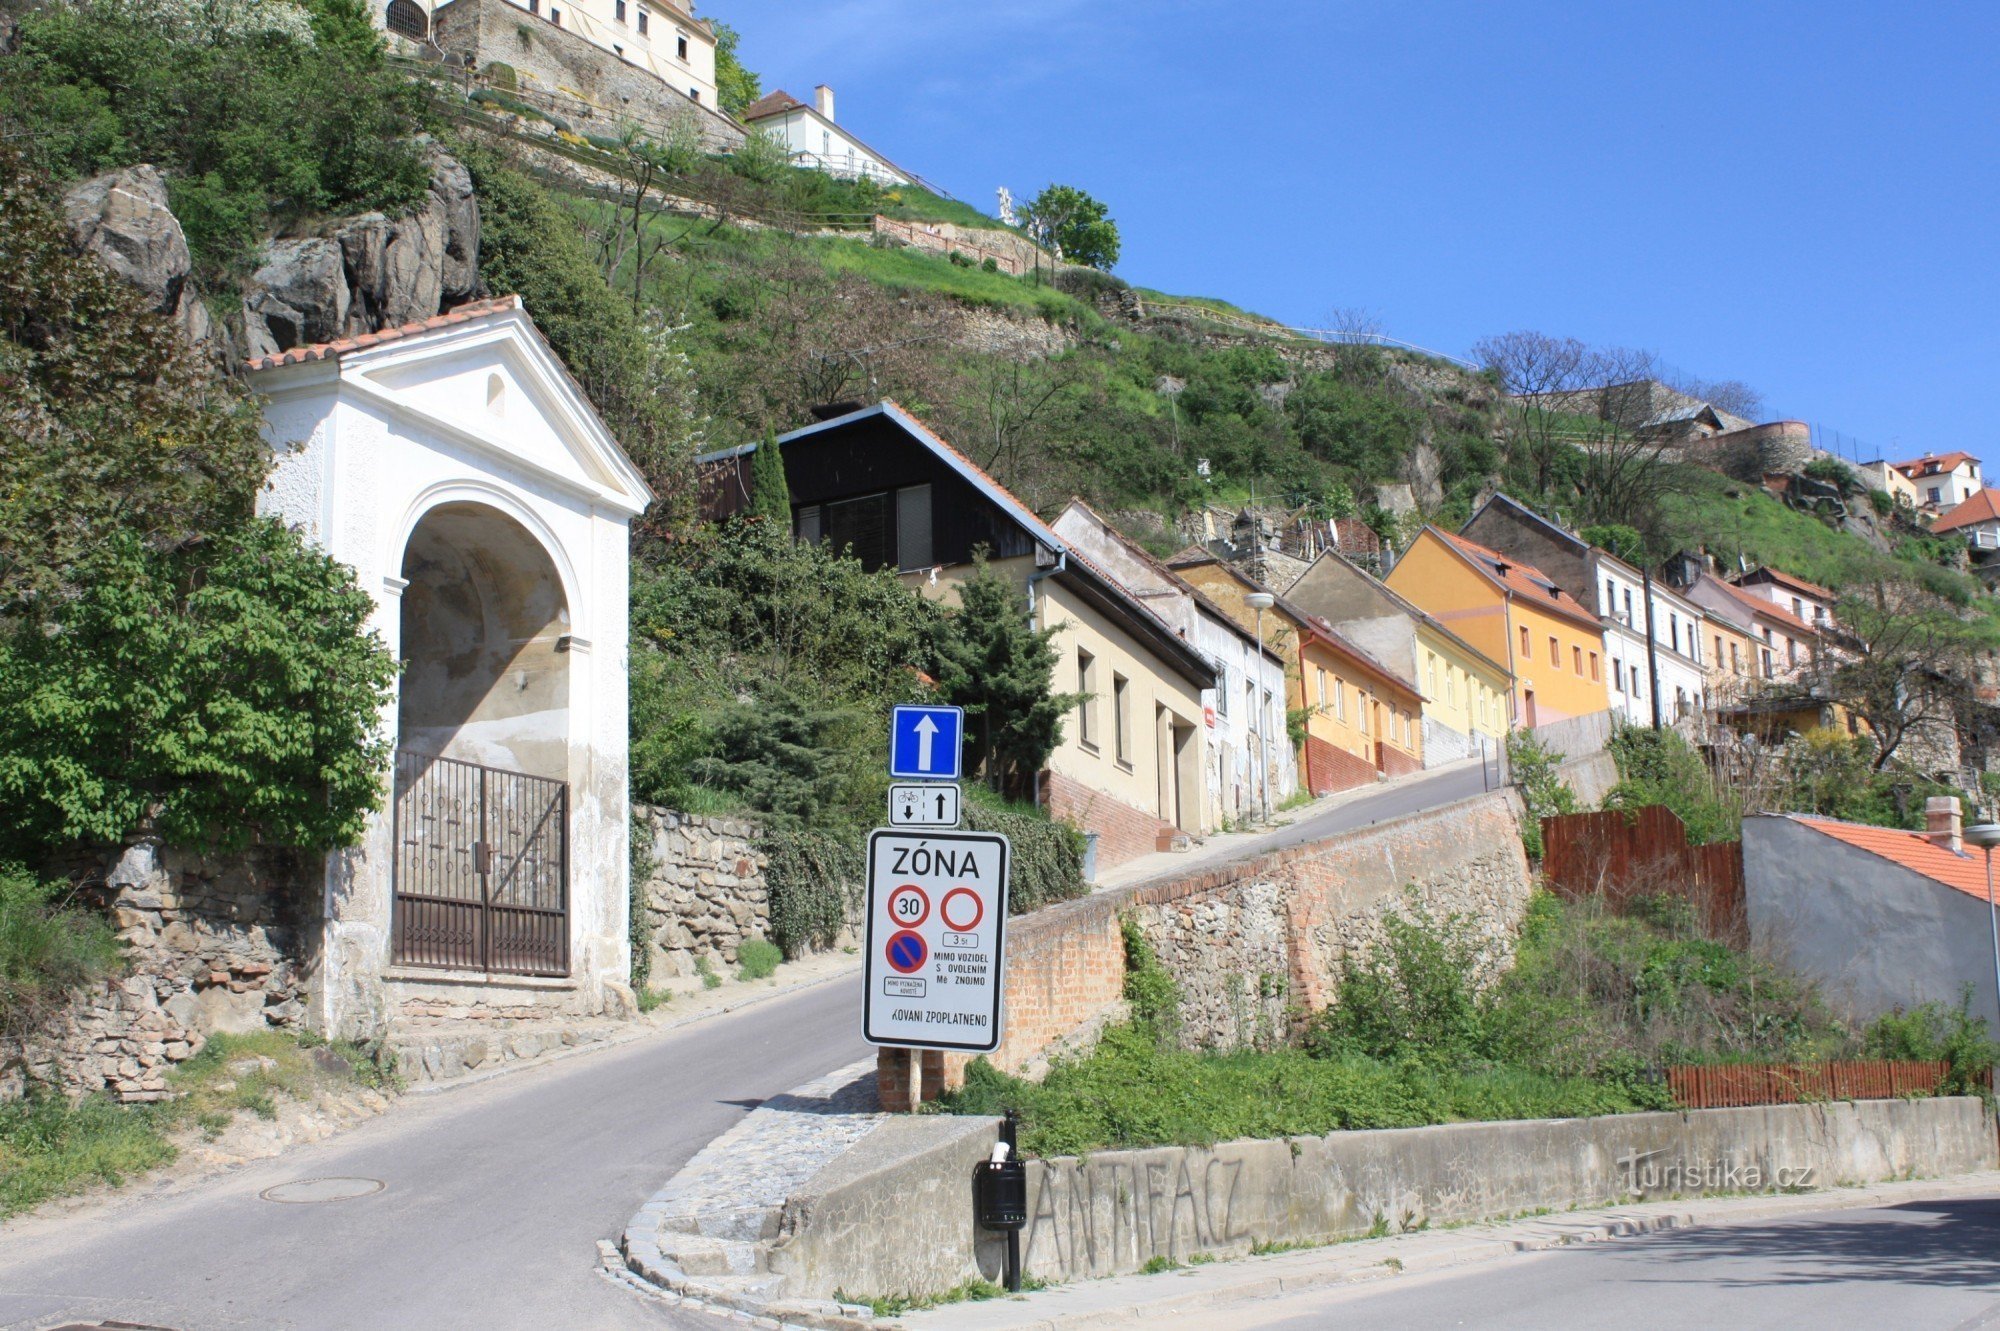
[862,828,1010,1053]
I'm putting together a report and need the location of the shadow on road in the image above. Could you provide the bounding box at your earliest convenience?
[726,1066,876,1118]
[1621,1198,2000,1289]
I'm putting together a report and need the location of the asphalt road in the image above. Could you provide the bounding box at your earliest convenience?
[1191,1195,2000,1331]
[1265,758,1500,851]
[0,974,867,1331]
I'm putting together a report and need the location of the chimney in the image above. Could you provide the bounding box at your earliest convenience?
[1926,796,1963,854]
[814,84,835,122]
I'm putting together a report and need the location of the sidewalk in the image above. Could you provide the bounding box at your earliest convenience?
[1091,758,1492,892]
[896,1172,2000,1331]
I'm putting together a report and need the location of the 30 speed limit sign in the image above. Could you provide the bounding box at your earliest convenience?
[862,828,1010,1053]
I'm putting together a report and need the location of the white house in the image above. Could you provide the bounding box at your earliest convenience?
[247,296,654,1041]
[1595,556,1710,727]
[1051,500,1298,828]
[1890,450,1984,515]
[740,85,912,186]
[1932,488,2000,552]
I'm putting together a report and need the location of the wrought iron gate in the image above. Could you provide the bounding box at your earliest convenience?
[391,750,570,977]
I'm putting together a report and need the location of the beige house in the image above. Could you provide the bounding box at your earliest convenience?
[411,0,719,108]
[699,403,1216,873]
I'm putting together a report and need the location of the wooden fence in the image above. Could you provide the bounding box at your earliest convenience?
[1667,1059,1974,1109]
[1540,805,1745,941]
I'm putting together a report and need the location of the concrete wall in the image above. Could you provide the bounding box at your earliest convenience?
[1744,815,2000,1020]
[771,1095,1997,1300]
[982,791,1533,1071]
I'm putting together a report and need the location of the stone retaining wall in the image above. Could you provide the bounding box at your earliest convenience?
[979,790,1533,1074]
[634,806,777,977]
[766,1095,1998,1300]
[4,839,313,1102]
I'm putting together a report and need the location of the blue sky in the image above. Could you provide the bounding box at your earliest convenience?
[713,0,1999,460]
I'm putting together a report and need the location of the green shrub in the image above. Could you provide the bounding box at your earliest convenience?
[962,793,1087,916]
[761,829,861,958]
[736,937,782,981]
[0,1093,175,1217]
[4,0,430,277]
[1863,989,2000,1098]
[1604,726,1738,844]
[0,866,123,1045]
[1307,904,1487,1065]
[1119,916,1180,1035]
[1507,730,1579,858]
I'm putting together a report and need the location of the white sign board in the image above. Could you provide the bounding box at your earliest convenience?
[889,782,961,829]
[862,828,1010,1053]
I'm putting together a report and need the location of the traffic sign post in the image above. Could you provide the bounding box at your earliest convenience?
[862,828,1010,1053]
[889,705,965,781]
[889,782,962,829]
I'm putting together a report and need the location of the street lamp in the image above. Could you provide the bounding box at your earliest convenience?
[1965,821,2000,1037]
[1246,591,1277,824]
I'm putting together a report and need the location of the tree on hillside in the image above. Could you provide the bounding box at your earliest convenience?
[1820,578,1993,772]
[1670,375,1765,421]
[1024,184,1121,271]
[712,21,762,117]
[934,557,1083,796]
[747,429,792,526]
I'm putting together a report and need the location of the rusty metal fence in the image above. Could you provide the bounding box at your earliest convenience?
[392,750,570,977]
[1541,805,1746,941]
[1667,1059,1978,1109]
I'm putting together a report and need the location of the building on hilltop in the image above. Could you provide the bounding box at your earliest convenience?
[1883,450,1985,515]
[741,86,912,185]
[1385,526,1610,732]
[699,402,1216,873]
[1169,552,1425,796]
[1052,500,1298,827]
[1284,549,1511,767]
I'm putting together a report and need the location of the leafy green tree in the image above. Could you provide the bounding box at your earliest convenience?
[0,522,398,857]
[934,557,1082,793]
[0,142,270,609]
[711,21,762,116]
[747,431,792,526]
[1025,184,1121,271]
[4,0,429,275]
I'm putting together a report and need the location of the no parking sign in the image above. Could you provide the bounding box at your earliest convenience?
[862,828,1010,1053]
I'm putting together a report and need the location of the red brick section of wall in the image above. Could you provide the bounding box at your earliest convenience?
[1304,735,1376,796]
[1380,744,1422,779]
[1043,770,1172,871]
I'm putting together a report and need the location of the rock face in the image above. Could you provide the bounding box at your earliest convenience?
[238,137,482,357]
[61,164,213,347]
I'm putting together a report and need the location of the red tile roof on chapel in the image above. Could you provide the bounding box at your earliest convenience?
[242,296,522,372]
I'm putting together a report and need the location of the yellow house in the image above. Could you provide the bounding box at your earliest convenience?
[718,402,1218,873]
[1699,610,1759,706]
[1286,549,1512,765]
[1169,553,1424,795]
[1386,527,1610,729]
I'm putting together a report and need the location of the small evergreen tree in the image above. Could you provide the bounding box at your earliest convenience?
[934,557,1082,794]
[747,430,792,527]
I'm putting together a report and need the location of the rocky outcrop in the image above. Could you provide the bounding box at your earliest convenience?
[242,237,351,358]
[334,138,480,335]
[61,164,214,348]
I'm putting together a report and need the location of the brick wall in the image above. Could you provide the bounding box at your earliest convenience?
[1303,734,1376,796]
[1044,769,1170,872]
[970,790,1533,1078]
[1380,744,1423,779]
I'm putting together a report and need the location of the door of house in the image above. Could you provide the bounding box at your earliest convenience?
[391,750,570,977]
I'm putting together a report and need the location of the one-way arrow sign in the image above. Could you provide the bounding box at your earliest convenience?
[889,705,964,780]
[889,783,961,829]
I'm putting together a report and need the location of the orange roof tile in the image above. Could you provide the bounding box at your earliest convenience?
[1789,816,1991,902]
[243,295,523,371]
[1738,567,1835,602]
[1434,529,1603,631]
[1892,451,1980,479]
[1710,575,1820,637]
[1932,488,2000,534]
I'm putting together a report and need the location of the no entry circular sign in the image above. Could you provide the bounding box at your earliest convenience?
[885,929,928,974]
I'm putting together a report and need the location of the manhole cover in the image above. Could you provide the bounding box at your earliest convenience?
[259,1177,386,1204]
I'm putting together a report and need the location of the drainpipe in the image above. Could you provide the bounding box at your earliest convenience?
[1025,549,1067,809]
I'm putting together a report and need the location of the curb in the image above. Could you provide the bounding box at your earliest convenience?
[893,1171,2000,1330]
